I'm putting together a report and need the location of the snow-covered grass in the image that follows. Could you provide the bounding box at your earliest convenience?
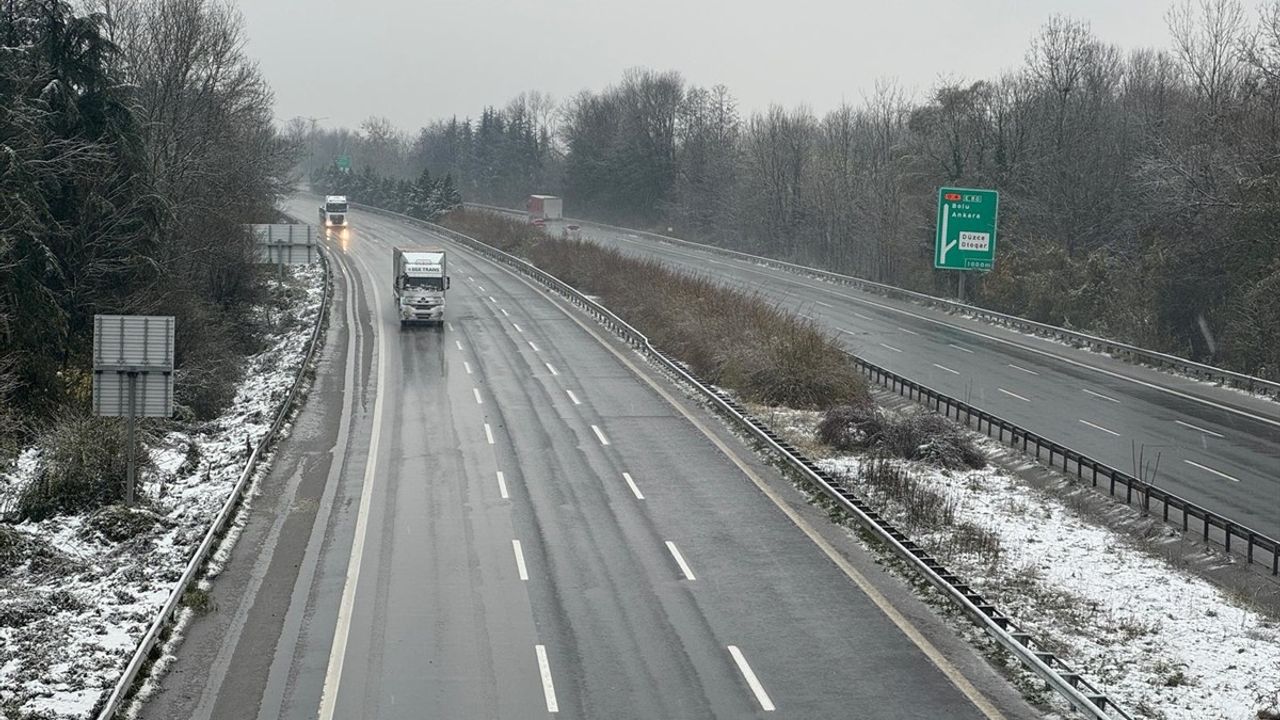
[0,262,324,720]
[761,404,1280,720]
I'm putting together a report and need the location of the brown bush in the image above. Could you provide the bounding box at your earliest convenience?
[818,404,986,470]
[443,210,868,409]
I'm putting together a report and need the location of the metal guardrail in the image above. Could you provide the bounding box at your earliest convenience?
[358,201,1131,720]
[855,356,1279,576]
[467,202,1280,400]
[96,245,331,720]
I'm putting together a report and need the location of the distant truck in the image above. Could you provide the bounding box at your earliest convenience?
[527,194,563,223]
[319,195,349,228]
[393,246,449,326]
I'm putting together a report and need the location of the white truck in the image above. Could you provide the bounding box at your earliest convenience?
[393,246,449,326]
[319,195,349,228]
[526,194,563,224]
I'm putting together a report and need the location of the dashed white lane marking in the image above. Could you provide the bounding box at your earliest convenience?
[1008,363,1040,376]
[591,424,610,446]
[535,645,559,713]
[1078,419,1120,436]
[727,646,775,712]
[464,361,472,375]
[566,390,582,405]
[512,540,529,580]
[446,322,454,331]
[473,388,483,405]
[455,340,463,351]
[468,276,474,282]
[489,295,497,303]
[545,363,559,376]
[1082,388,1121,403]
[529,341,540,352]
[949,343,975,354]
[665,541,696,580]
[478,284,486,292]
[896,326,920,336]
[622,472,645,500]
[853,311,873,320]
[1184,459,1240,482]
[998,387,1031,402]
[484,423,495,445]
[932,363,959,375]
[513,322,524,333]
[879,342,902,353]
[1175,419,1224,438]
[815,300,833,308]
[500,308,510,317]
[496,471,509,499]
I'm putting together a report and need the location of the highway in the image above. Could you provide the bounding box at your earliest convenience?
[137,203,1040,719]
[529,216,1280,539]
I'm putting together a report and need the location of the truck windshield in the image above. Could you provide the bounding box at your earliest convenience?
[404,276,444,290]
[326,203,348,213]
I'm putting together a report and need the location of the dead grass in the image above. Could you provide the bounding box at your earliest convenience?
[443,210,868,410]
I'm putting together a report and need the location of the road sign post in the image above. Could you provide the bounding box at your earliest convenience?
[935,188,999,302]
[93,315,175,505]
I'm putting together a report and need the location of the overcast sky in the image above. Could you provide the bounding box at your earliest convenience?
[241,0,1200,132]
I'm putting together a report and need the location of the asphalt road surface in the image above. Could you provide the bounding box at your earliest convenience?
[527,214,1280,539]
[138,202,1041,719]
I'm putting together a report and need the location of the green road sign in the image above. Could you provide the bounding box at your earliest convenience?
[335,155,351,170]
[935,187,999,270]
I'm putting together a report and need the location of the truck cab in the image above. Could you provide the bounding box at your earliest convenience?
[393,247,450,326]
[320,195,349,228]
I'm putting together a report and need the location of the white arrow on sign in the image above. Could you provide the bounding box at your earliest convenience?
[939,203,958,265]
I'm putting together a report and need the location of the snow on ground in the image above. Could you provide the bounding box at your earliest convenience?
[0,261,324,719]
[764,403,1280,720]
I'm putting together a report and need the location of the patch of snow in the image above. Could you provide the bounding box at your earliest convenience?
[0,262,324,719]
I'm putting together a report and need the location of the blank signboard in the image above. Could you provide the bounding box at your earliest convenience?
[92,315,174,418]
[252,223,318,266]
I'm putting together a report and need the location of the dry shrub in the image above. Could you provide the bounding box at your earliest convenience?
[17,415,150,521]
[818,404,985,469]
[444,211,868,409]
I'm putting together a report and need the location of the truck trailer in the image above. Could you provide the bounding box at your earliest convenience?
[527,194,563,222]
[393,246,449,326]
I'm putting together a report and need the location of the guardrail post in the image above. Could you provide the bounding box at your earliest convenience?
[1247,533,1254,564]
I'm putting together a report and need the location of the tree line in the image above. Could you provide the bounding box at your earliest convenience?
[310,164,463,221]
[1,0,296,452]
[301,0,1280,379]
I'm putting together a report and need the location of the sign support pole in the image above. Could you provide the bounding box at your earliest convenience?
[958,272,966,304]
[125,371,137,505]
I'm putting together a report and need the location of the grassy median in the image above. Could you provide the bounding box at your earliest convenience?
[441,210,868,410]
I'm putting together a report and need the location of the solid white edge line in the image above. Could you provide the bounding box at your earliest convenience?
[591,424,610,445]
[1184,459,1240,482]
[535,645,559,712]
[665,541,696,580]
[546,362,559,376]
[1008,363,1040,376]
[512,539,529,580]
[566,389,581,405]
[949,343,975,354]
[1175,419,1225,438]
[496,471,509,499]
[1082,388,1121,403]
[932,363,960,375]
[464,361,472,375]
[318,252,388,720]
[473,388,483,405]
[727,646,775,712]
[879,342,902,353]
[997,387,1031,402]
[622,472,644,500]
[484,423,495,445]
[1078,418,1120,437]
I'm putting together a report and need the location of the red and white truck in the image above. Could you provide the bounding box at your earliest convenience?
[526,195,563,224]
